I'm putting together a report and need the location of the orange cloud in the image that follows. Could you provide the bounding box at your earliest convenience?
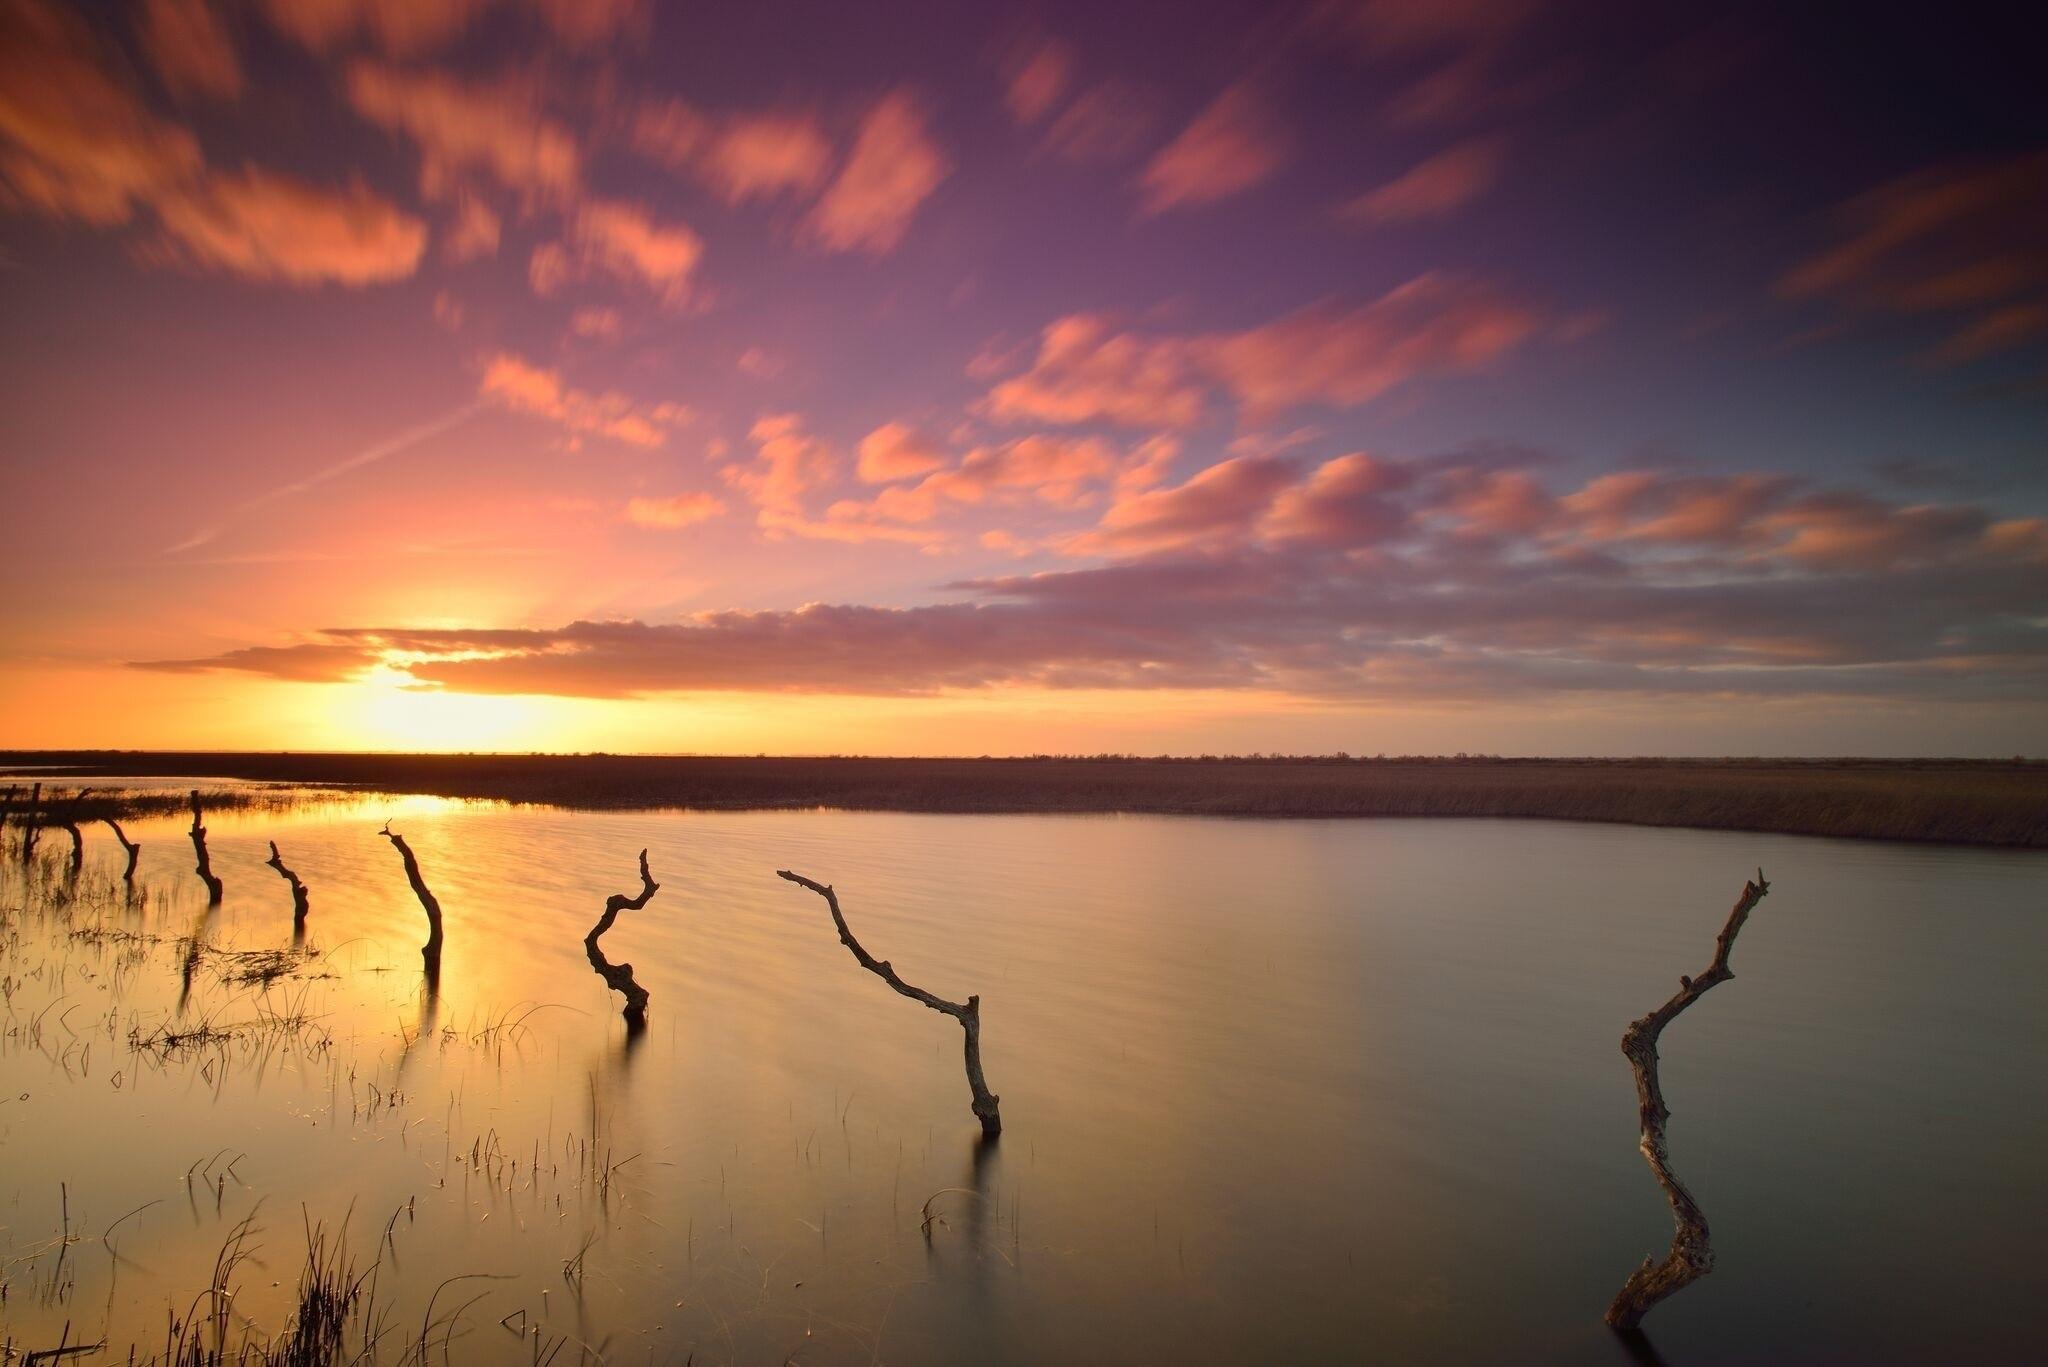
[345,60,580,199]
[803,90,948,254]
[568,305,621,339]
[724,413,839,517]
[256,0,638,55]
[624,492,726,528]
[138,0,243,101]
[0,0,204,224]
[631,100,834,205]
[1340,137,1503,225]
[153,167,427,284]
[443,189,499,260]
[1136,84,1288,214]
[534,198,701,303]
[700,111,832,203]
[480,351,684,447]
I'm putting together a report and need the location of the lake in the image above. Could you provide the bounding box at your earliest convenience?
[2,790,2043,1363]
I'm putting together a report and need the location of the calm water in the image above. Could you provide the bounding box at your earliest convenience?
[1,791,2043,1363]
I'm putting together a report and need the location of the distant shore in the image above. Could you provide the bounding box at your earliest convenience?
[5,750,2046,848]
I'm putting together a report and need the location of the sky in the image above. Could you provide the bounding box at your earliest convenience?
[1,0,2045,756]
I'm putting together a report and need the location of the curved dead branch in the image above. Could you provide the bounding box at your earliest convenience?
[188,790,223,903]
[265,840,311,928]
[1606,869,1772,1333]
[777,869,1002,1136]
[379,822,443,967]
[103,817,140,881]
[585,849,659,1026]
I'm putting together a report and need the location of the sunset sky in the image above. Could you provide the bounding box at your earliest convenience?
[3,0,2045,754]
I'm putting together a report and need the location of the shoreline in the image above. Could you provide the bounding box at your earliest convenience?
[5,751,2045,849]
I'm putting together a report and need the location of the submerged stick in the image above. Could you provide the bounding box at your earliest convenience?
[18,781,40,863]
[54,788,88,875]
[103,818,140,881]
[188,790,223,903]
[1605,869,1772,1333]
[585,849,659,1026]
[777,869,1002,1136]
[265,840,311,928]
[379,823,443,967]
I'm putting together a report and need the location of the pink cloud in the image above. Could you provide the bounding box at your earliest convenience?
[857,422,948,483]
[138,0,243,101]
[1067,454,1298,554]
[803,90,948,254]
[1260,453,1411,547]
[1339,137,1504,225]
[1003,38,1073,125]
[1321,0,1541,55]
[480,351,685,447]
[1036,82,1158,165]
[1136,84,1289,215]
[624,492,725,529]
[1779,151,2048,362]
[982,315,1208,428]
[1204,275,1540,421]
[986,275,1542,428]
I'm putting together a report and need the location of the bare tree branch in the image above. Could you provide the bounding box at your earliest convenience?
[776,869,1002,1136]
[188,790,223,903]
[1606,868,1772,1332]
[103,817,140,881]
[379,822,444,968]
[265,840,311,928]
[585,849,659,1026]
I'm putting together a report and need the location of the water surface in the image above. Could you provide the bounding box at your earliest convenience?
[1,795,2042,1363]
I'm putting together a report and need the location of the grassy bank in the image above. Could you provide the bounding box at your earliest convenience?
[5,751,2045,847]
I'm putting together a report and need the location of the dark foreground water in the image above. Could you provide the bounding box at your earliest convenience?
[1,790,2043,1363]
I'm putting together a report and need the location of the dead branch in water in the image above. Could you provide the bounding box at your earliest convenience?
[777,869,1002,1136]
[0,783,15,839]
[18,781,41,863]
[379,822,444,968]
[1606,868,1772,1333]
[585,849,659,1026]
[266,840,312,928]
[103,817,140,881]
[53,787,88,875]
[188,790,223,903]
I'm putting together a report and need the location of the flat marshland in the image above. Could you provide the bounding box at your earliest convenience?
[1,784,2044,1363]
[9,751,2048,845]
